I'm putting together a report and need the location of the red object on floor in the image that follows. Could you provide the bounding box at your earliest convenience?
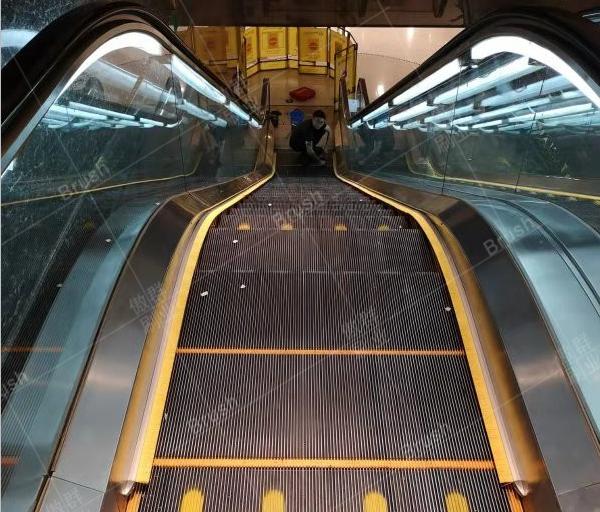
[289,87,316,101]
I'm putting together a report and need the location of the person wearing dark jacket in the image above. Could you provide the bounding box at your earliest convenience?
[289,110,331,166]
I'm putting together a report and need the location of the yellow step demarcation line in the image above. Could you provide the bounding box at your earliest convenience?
[445,491,469,512]
[334,169,513,485]
[134,169,275,484]
[180,489,204,512]
[175,347,465,357]
[363,491,388,512]
[262,489,285,512]
[506,488,525,512]
[125,490,141,512]
[153,458,496,470]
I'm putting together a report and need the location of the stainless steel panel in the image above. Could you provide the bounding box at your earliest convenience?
[336,162,600,511]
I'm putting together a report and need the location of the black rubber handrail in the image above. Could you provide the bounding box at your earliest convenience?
[350,7,600,124]
[1,2,260,165]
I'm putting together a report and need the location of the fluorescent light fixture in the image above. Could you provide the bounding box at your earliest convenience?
[424,104,474,123]
[392,59,462,106]
[349,119,363,129]
[402,121,422,129]
[180,101,216,121]
[471,35,600,108]
[499,122,538,132]
[389,101,435,122]
[509,102,593,122]
[435,57,538,104]
[481,76,569,108]
[61,32,164,94]
[372,120,392,129]
[213,117,228,128]
[113,119,142,127]
[68,101,135,120]
[172,56,226,104]
[50,105,107,121]
[139,117,164,127]
[451,115,473,125]
[249,118,262,128]
[541,111,600,127]
[362,103,391,122]
[472,119,502,129]
[561,90,582,100]
[226,101,251,121]
[478,97,550,120]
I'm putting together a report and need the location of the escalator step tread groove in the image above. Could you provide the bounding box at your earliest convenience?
[137,169,516,511]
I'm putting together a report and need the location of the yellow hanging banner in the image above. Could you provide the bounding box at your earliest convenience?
[329,29,347,70]
[287,27,298,68]
[226,27,240,68]
[299,27,328,74]
[346,44,357,92]
[176,27,194,53]
[244,27,259,77]
[330,29,347,78]
[193,27,228,64]
[258,27,287,70]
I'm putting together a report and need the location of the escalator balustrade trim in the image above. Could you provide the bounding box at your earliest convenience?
[125,159,521,511]
[133,171,275,484]
[334,169,513,485]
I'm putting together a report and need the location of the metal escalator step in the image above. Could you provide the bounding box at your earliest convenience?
[228,205,393,216]
[215,214,409,231]
[198,231,434,273]
[138,467,514,512]
[156,353,492,460]
[136,173,514,511]
[179,272,461,349]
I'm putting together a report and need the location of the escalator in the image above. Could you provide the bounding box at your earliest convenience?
[2,5,600,512]
[129,151,519,511]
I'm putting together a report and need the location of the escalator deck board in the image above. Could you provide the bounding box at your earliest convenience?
[137,173,517,511]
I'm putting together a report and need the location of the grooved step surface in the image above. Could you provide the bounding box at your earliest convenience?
[137,159,516,511]
[139,467,514,512]
[156,353,491,460]
[215,214,409,231]
[179,272,461,349]
[198,230,435,273]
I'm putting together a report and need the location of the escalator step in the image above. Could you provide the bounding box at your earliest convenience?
[156,353,491,460]
[179,271,461,349]
[215,214,409,231]
[198,230,435,273]
[137,173,513,512]
[138,467,515,512]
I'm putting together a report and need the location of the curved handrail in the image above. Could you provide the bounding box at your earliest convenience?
[349,7,600,125]
[0,3,263,168]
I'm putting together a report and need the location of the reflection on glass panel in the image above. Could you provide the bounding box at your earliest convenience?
[341,32,600,436]
[1,31,262,511]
